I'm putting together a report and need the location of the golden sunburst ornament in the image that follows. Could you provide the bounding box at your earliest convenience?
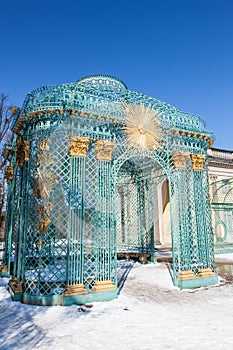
[123,103,162,151]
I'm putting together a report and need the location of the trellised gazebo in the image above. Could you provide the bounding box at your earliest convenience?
[2,75,218,305]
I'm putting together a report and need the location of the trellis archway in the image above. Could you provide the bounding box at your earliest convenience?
[1,75,218,305]
[115,155,167,260]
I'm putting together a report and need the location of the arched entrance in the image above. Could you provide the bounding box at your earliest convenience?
[115,155,168,263]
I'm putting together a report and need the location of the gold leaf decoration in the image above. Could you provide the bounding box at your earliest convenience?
[123,103,162,151]
[34,147,57,234]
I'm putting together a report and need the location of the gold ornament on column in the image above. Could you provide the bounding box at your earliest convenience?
[34,145,56,234]
[4,166,14,183]
[190,154,206,170]
[16,139,30,166]
[39,139,50,151]
[95,140,115,161]
[38,217,51,235]
[172,151,190,169]
[68,136,90,157]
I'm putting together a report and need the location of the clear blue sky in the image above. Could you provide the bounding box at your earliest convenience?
[1,0,232,150]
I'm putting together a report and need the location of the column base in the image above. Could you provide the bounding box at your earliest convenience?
[92,280,117,292]
[178,269,218,289]
[63,283,88,296]
[198,268,216,278]
[8,278,23,302]
[178,270,198,281]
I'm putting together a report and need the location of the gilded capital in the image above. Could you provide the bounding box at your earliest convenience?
[95,140,115,161]
[68,136,90,157]
[190,154,206,170]
[172,151,190,169]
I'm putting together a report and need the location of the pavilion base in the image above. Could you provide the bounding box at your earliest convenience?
[63,289,118,306]
[8,286,118,306]
[178,269,218,289]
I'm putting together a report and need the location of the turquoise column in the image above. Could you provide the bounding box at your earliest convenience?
[91,140,117,294]
[136,177,146,252]
[65,136,90,297]
[172,151,218,288]
[2,165,15,277]
[14,140,31,282]
[191,155,216,271]
[171,151,195,285]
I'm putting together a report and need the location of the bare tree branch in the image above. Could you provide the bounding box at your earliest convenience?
[0,93,18,228]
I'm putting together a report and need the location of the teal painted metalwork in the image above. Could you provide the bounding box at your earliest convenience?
[210,178,233,253]
[2,75,217,305]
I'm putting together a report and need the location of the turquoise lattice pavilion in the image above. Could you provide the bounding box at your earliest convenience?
[2,75,218,305]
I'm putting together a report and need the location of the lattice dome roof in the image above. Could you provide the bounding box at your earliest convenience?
[16,75,214,138]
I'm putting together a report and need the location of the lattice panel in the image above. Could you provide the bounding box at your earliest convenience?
[193,170,208,269]
[116,159,157,256]
[210,178,233,254]
[168,177,179,277]
[23,128,70,295]
[185,164,199,272]
[116,181,139,251]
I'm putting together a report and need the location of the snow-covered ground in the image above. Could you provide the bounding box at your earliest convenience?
[1,260,233,350]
